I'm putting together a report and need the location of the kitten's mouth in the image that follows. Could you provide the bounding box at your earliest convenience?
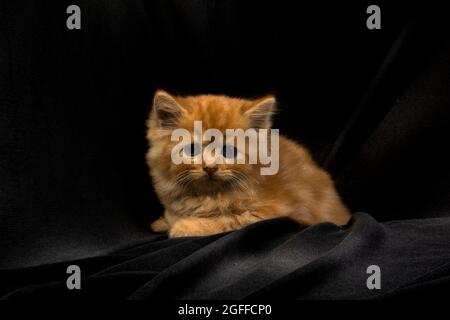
[185,173,244,194]
[203,174,218,182]
[187,175,227,193]
[200,173,227,184]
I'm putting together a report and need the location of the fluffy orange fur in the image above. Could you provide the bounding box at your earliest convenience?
[146,90,351,237]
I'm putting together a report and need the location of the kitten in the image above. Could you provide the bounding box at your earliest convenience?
[146,90,351,238]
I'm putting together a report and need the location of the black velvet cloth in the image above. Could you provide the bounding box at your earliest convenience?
[2,213,450,299]
[1,1,449,299]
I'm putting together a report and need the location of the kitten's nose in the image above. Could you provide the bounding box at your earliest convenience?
[203,165,218,175]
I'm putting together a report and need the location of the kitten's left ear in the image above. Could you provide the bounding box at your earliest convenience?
[243,96,277,129]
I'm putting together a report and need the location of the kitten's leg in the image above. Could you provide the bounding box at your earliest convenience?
[150,215,170,233]
[168,211,265,238]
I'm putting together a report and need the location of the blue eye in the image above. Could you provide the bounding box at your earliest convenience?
[222,144,238,159]
[184,143,201,157]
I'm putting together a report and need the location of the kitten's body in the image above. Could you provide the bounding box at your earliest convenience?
[147,91,350,237]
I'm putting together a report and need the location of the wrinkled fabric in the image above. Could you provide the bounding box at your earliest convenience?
[2,213,450,299]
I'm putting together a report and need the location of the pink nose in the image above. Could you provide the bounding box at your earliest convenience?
[203,166,218,175]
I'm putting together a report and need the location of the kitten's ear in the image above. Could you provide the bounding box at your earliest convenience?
[152,90,186,129]
[243,96,277,129]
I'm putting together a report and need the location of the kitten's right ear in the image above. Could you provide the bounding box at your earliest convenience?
[153,90,186,129]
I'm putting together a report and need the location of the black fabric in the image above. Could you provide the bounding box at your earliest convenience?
[1,1,449,299]
[337,29,450,221]
[2,213,450,299]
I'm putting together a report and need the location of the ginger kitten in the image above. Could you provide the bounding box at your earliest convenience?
[146,90,351,238]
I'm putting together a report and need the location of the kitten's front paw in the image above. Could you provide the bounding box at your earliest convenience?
[169,218,220,238]
[150,216,170,233]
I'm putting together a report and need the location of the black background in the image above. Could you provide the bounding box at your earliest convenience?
[0,0,449,299]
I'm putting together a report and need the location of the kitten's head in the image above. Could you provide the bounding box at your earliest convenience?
[146,90,276,196]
